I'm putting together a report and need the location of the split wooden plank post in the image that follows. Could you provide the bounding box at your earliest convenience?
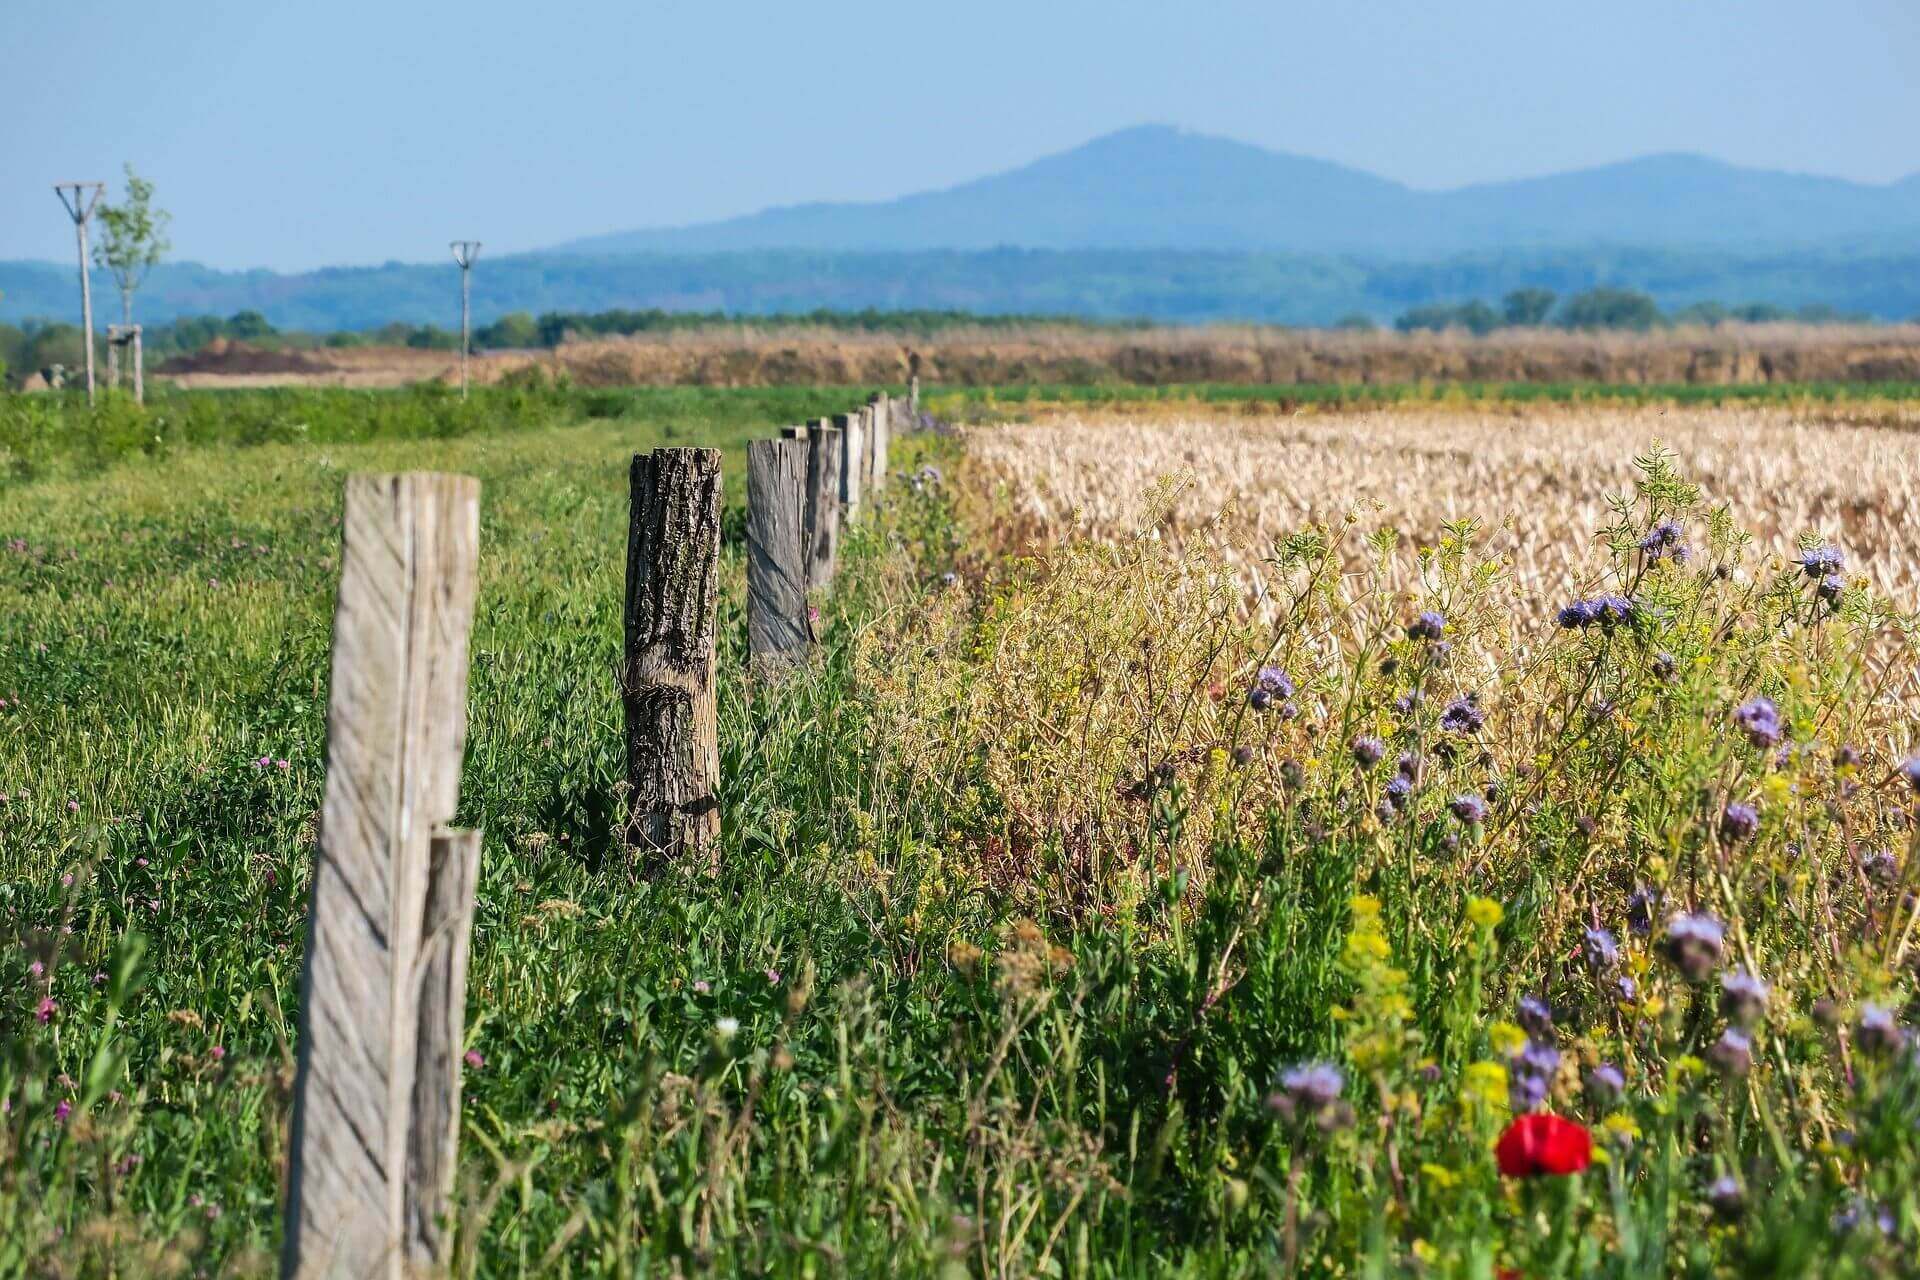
[282,473,484,1280]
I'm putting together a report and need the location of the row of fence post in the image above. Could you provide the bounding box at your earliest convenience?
[279,387,909,1277]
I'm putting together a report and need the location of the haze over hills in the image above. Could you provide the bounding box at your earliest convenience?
[6,126,1920,331]
[554,126,1920,257]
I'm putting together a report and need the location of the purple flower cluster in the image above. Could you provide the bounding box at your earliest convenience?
[1448,793,1488,825]
[1798,545,1844,578]
[1708,1026,1753,1076]
[1350,735,1386,768]
[1720,802,1760,843]
[1855,1003,1905,1056]
[1719,969,1770,1026]
[1248,666,1297,716]
[1661,911,1725,982]
[1406,611,1446,641]
[1507,1023,1561,1112]
[1585,1062,1625,1102]
[1638,519,1690,563]
[1583,927,1620,972]
[1268,1061,1351,1130]
[1439,695,1484,735]
[1556,594,1636,630]
[1732,696,1784,749]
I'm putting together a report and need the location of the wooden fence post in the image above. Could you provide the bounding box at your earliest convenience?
[804,426,842,593]
[407,826,482,1266]
[869,396,890,493]
[747,438,812,660]
[623,448,722,870]
[834,411,862,519]
[283,473,482,1280]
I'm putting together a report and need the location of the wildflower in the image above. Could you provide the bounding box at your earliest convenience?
[1280,759,1305,790]
[1396,751,1422,782]
[765,968,782,986]
[1732,696,1784,749]
[1350,735,1386,768]
[1508,1039,1561,1113]
[1798,544,1843,578]
[1652,651,1677,680]
[1719,970,1770,1026]
[1268,1061,1345,1122]
[1407,611,1446,641]
[1466,897,1504,928]
[692,979,711,994]
[1706,1175,1744,1221]
[27,961,44,979]
[1835,743,1862,769]
[1384,774,1413,809]
[1585,1063,1625,1103]
[1832,1197,1897,1238]
[54,1100,70,1123]
[1639,518,1684,553]
[1719,802,1760,843]
[1818,573,1844,605]
[1247,666,1295,711]
[1440,695,1485,734]
[1854,1003,1904,1055]
[1860,849,1898,886]
[1626,887,1658,935]
[464,1049,484,1070]
[1557,599,1597,629]
[35,997,55,1024]
[1517,995,1554,1037]
[1661,912,1725,982]
[1708,1026,1753,1076]
[208,1045,226,1062]
[1463,1060,1508,1109]
[1449,793,1488,825]
[1901,756,1920,794]
[714,1016,740,1040]
[1582,927,1620,972]
[1592,594,1636,627]
[1494,1113,1593,1177]
[1601,1112,1641,1145]
[1374,798,1397,825]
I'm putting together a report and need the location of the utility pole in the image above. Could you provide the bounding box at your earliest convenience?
[54,182,106,406]
[450,241,480,399]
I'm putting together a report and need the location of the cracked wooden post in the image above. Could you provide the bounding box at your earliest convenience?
[869,395,890,494]
[283,473,482,1280]
[623,448,722,871]
[804,426,842,593]
[834,411,862,520]
[407,826,482,1267]
[747,437,812,661]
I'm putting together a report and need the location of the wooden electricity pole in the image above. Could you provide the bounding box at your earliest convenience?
[54,183,105,406]
[450,241,480,398]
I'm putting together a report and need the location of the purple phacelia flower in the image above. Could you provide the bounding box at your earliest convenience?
[1586,1063,1625,1101]
[1557,600,1597,629]
[1508,1066,1551,1113]
[1900,756,1920,794]
[1612,975,1638,1003]
[1439,695,1484,735]
[1832,1197,1897,1238]
[1719,969,1770,1026]
[1350,735,1385,768]
[1593,594,1636,626]
[1798,545,1843,578]
[1706,1175,1744,1221]
[1818,573,1845,604]
[1407,611,1445,641]
[1732,696,1783,749]
[1583,927,1620,972]
[1626,887,1658,935]
[1855,1003,1905,1056]
[1517,995,1554,1037]
[1662,911,1725,981]
[1269,1061,1345,1121]
[1720,802,1760,843]
[1652,651,1677,680]
[1384,774,1412,809]
[1708,1026,1753,1076]
[1860,849,1898,886]
[1448,793,1488,825]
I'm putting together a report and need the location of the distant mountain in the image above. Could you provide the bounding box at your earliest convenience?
[553,126,1920,257]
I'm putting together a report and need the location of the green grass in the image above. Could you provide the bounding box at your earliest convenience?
[4,387,1920,1276]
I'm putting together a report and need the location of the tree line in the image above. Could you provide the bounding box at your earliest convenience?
[1386,287,1873,335]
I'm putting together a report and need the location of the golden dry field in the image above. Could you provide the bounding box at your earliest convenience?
[967,401,1920,613]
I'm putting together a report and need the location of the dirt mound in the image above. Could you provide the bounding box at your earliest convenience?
[155,338,336,378]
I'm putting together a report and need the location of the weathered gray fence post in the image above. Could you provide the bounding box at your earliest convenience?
[780,424,809,440]
[624,448,722,870]
[283,473,482,1280]
[869,396,890,493]
[407,826,482,1266]
[908,374,920,418]
[747,438,812,661]
[835,411,863,519]
[804,426,842,593]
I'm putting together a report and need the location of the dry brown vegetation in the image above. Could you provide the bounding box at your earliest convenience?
[964,402,1920,611]
[153,323,1920,390]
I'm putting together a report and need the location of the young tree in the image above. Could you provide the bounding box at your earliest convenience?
[94,164,172,326]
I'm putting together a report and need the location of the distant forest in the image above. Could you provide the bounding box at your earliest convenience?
[5,243,1920,342]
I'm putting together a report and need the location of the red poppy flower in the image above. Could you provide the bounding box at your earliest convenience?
[1495,1113,1592,1177]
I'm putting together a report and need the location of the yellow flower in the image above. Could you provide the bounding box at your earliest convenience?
[1419,1164,1458,1191]
[1350,894,1383,919]
[1463,1060,1508,1108]
[1489,1021,1527,1055]
[1411,1238,1439,1264]
[1601,1113,1641,1142]
[1672,1055,1707,1082]
[1466,897,1504,928]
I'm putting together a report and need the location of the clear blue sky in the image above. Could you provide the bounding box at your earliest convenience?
[7,0,1920,271]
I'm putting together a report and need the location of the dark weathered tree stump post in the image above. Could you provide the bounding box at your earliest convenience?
[623,448,722,870]
[834,411,863,518]
[747,438,812,661]
[283,473,482,1280]
[804,426,842,593]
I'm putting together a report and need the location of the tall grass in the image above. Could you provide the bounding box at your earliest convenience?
[2,391,1919,1275]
